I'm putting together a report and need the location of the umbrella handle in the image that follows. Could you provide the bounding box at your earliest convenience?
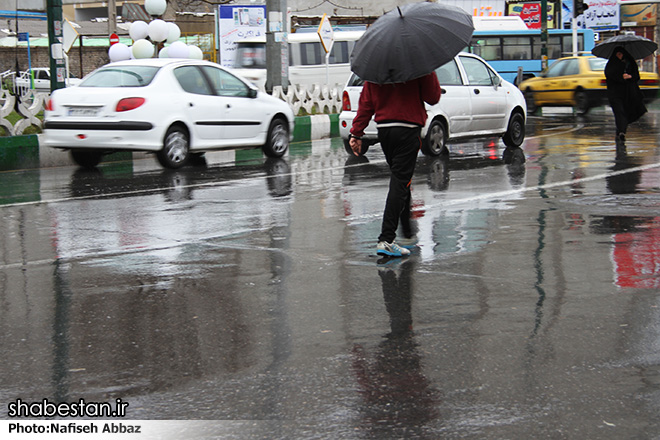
[397,6,403,17]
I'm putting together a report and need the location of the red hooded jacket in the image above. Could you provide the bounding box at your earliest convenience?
[350,72,441,138]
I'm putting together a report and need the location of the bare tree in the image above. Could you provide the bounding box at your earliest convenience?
[169,0,235,13]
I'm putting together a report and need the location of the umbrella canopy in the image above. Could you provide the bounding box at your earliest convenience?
[592,34,658,60]
[350,2,474,84]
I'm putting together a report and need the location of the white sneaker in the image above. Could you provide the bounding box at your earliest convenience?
[377,241,411,257]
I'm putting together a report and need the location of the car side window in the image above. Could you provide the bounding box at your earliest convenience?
[174,66,212,95]
[435,60,462,85]
[563,59,580,76]
[545,60,566,78]
[459,56,498,86]
[201,66,251,97]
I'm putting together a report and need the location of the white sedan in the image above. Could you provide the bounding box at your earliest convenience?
[339,52,526,157]
[43,58,295,169]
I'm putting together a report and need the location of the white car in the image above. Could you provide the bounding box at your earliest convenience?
[339,52,526,157]
[13,67,81,93]
[43,58,295,169]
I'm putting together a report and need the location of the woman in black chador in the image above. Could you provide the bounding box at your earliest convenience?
[604,46,647,142]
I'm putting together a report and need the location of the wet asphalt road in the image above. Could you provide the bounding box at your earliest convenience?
[1,107,660,439]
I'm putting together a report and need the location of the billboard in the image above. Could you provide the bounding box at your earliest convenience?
[218,5,266,68]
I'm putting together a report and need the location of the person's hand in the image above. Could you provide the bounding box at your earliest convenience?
[349,136,362,157]
[624,73,632,80]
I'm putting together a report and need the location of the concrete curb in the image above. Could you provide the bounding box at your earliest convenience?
[0,114,340,170]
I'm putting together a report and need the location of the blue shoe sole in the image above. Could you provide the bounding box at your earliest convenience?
[377,250,405,257]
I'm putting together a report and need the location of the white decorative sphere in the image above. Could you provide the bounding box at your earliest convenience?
[132,39,154,59]
[168,41,189,58]
[188,45,204,60]
[145,0,167,16]
[129,21,149,41]
[158,46,169,58]
[148,19,169,42]
[166,22,181,44]
[108,43,131,62]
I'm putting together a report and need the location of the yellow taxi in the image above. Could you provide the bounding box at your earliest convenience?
[518,55,659,115]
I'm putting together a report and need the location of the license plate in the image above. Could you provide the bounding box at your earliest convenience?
[67,107,100,117]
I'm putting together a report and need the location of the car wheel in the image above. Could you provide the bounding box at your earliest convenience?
[71,150,102,169]
[574,90,590,115]
[524,89,538,114]
[157,125,190,169]
[343,138,370,156]
[263,117,289,158]
[502,112,525,148]
[422,119,449,156]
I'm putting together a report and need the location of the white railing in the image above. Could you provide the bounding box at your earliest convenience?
[0,83,343,137]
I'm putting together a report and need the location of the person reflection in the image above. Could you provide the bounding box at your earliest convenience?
[607,154,642,195]
[351,259,438,435]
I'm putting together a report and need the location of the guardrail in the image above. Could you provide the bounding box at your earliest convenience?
[0,83,343,137]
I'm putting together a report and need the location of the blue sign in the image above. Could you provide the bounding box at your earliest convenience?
[17,32,29,42]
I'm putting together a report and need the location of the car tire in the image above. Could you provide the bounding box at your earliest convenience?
[502,112,525,148]
[574,90,590,115]
[422,119,449,156]
[263,117,289,158]
[343,138,370,156]
[71,150,102,169]
[524,89,538,114]
[157,125,190,169]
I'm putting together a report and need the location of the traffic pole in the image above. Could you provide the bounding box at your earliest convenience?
[265,0,289,94]
[46,0,66,91]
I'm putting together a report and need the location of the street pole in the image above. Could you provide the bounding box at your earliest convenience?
[265,0,289,94]
[541,0,548,70]
[108,0,117,35]
[46,0,66,91]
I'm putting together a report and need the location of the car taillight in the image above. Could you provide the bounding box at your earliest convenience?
[639,79,659,87]
[600,79,607,87]
[116,97,146,112]
[44,98,54,111]
[342,90,351,111]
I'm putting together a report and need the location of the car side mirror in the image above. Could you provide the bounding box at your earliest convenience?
[493,76,502,87]
[248,88,258,98]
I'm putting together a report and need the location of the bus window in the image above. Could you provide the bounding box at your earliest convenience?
[502,37,532,60]
[235,43,266,68]
[328,41,350,64]
[561,35,584,53]
[471,37,501,61]
[532,36,562,59]
[300,42,323,65]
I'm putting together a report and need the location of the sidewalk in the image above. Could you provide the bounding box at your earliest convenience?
[0,114,340,171]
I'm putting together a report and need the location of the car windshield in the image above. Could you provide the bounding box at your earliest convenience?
[80,66,160,87]
[346,73,364,87]
[588,58,607,72]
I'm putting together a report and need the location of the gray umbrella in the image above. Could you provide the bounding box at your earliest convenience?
[592,34,658,60]
[350,2,474,85]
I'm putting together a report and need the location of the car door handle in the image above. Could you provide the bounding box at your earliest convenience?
[441,88,447,94]
[189,103,194,107]
[473,89,480,95]
[226,104,231,108]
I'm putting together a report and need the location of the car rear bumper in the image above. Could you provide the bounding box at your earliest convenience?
[43,124,163,152]
[338,110,378,141]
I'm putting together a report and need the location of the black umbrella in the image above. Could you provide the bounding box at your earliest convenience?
[350,2,474,84]
[592,34,658,60]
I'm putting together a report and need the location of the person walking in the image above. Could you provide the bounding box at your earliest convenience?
[604,46,647,143]
[349,72,441,257]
